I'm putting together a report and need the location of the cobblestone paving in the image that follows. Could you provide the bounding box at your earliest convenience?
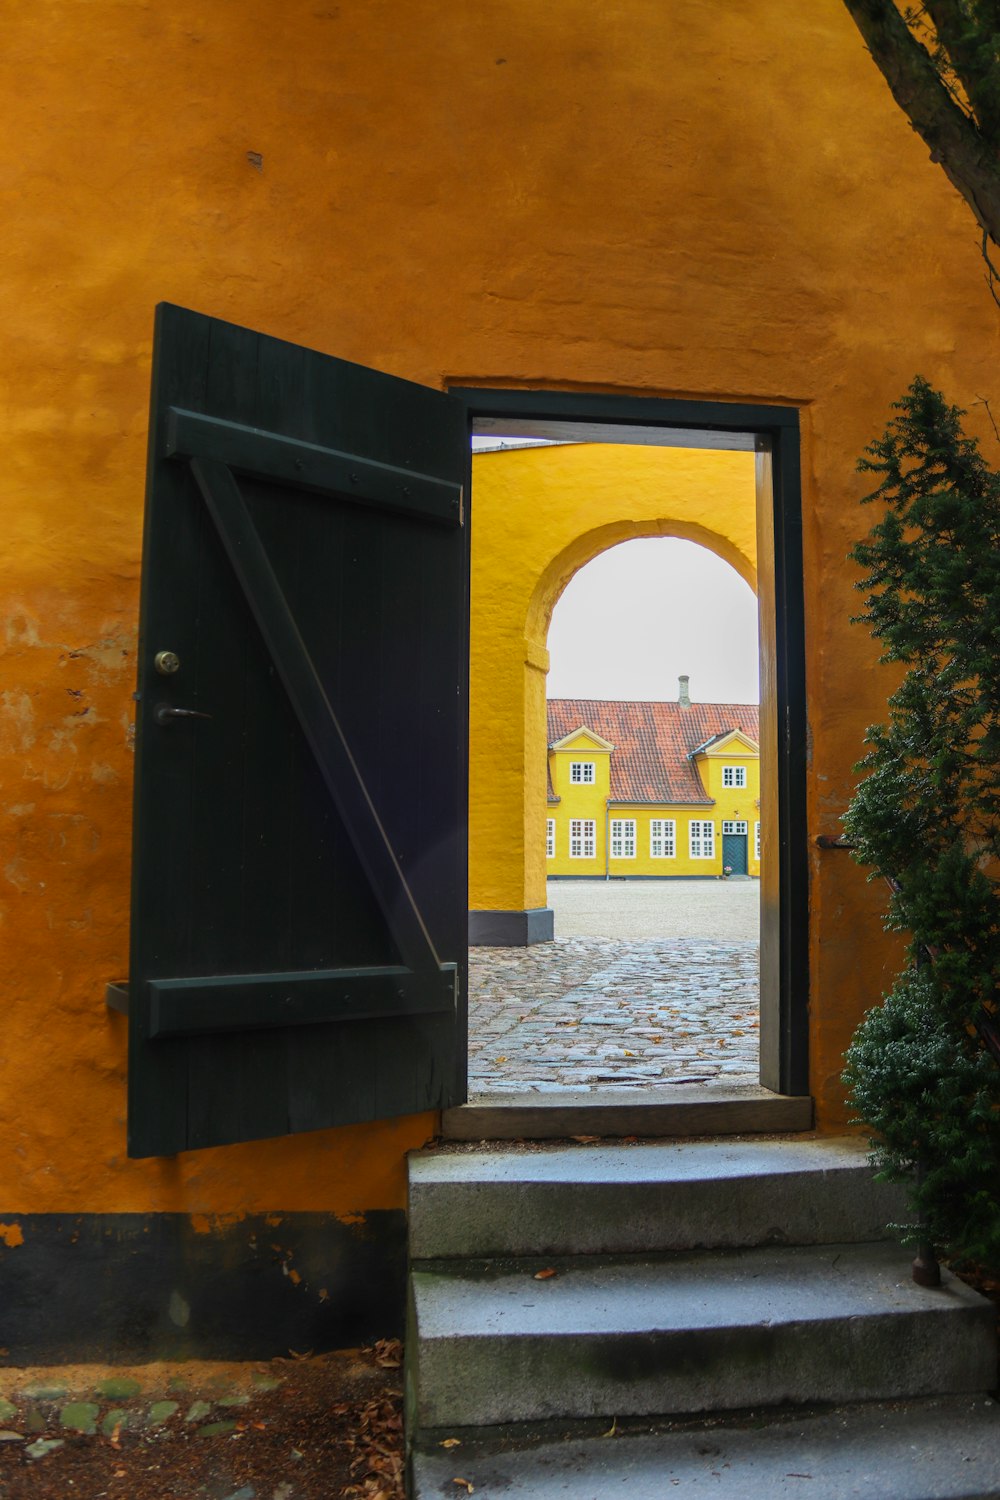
[468,935,759,1096]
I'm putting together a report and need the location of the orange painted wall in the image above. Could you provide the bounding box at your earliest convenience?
[1,0,997,1216]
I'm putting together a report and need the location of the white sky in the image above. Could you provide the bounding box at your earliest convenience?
[546,536,759,704]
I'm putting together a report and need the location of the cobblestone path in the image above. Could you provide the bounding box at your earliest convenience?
[468,936,759,1096]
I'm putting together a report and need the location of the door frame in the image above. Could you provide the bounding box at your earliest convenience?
[451,387,807,1098]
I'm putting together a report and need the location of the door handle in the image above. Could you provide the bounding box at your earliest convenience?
[154,704,213,725]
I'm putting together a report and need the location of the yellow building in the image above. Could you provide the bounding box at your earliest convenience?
[547,684,760,880]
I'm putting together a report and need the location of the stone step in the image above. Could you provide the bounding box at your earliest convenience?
[407,1241,995,1429]
[409,1137,906,1258]
[411,1394,1000,1499]
[442,1084,812,1140]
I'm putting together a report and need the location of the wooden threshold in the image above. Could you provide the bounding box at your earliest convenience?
[441,1085,813,1141]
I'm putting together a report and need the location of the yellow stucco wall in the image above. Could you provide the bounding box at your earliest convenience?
[546,730,761,879]
[2,0,998,1221]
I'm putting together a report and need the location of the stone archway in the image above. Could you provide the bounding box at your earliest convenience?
[468,441,757,942]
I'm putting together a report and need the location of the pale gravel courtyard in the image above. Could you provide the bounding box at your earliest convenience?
[468,880,760,1097]
[549,877,761,942]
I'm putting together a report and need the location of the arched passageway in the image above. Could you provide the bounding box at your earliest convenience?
[468,441,757,939]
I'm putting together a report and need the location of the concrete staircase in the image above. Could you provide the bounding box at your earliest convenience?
[406,1137,1000,1498]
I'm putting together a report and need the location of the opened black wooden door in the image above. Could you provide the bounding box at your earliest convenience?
[125,305,469,1157]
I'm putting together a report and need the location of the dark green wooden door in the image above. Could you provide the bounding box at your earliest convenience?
[722,827,748,875]
[126,304,469,1158]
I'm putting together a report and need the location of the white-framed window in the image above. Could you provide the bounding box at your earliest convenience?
[689,819,715,859]
[546,818,555,858]
[722,820,748,835]
[569,819,596,858]
[755,820,761,860]
[650,819,676,858]
[569,761,596,784]
[610,818,636,859]
[722,765,747,788]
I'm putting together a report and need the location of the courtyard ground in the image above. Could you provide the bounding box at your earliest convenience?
[468,879,761,1097]
[547,876,760,941]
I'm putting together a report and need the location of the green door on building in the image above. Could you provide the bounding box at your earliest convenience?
[722,821,749,875]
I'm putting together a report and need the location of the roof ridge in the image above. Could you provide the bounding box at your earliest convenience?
[546,698,758,804]
[547,696,760,707]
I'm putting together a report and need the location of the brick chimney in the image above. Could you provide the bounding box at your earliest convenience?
[678,674,691,708]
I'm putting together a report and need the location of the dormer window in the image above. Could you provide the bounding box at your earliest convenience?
[722,765,746,788]
[570,761,596,784]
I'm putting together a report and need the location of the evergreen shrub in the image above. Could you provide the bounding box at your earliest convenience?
[842,377,1000,1264]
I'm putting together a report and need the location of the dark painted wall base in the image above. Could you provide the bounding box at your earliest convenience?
[0,1211,406,1364]
[468,908,554,946]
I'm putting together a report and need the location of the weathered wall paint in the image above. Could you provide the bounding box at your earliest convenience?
[469,443,758,913]
[1,0,997,1235]
[0,1211,407,1363]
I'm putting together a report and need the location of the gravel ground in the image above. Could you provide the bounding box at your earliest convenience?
[548,877,760,941]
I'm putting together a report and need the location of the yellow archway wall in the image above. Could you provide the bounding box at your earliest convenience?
[469,442,758,914]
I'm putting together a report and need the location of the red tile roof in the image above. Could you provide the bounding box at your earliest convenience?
[547,699,759,805]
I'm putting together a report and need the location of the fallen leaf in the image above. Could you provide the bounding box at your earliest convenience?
[453,1481,474,1494]
[495,1056,507,1064]
[288,1347,314,1360]
[570,1134,600,1143]
[602,1417,618,1438]
[439,1437,462,1448]
[109,1422,121,1448]
[534,1268,557,1280]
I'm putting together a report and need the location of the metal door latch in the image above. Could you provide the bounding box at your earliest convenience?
[154,704,213,725]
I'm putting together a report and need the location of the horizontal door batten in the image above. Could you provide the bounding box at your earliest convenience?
[147,964,457,1039]
[166,408,463,527]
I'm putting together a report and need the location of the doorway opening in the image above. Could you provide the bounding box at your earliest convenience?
[539,534,761,1089]
[455,390,807,1105]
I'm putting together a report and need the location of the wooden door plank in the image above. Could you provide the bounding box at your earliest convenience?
[128,305,213,1158]
[149,965,456,1037]
[182,316,293,1155]
[167,409,462,525]
[188,455,442,977]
